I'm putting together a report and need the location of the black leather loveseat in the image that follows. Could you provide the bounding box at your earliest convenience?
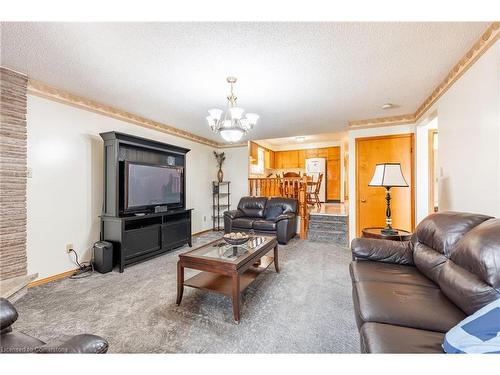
[350,211,500,353]
[0,297,108,353]
[224,197,297,244]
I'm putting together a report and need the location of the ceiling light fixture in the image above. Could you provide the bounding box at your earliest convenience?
[381,103,394,110]
[295,136,306,142]
[206,77,259,143]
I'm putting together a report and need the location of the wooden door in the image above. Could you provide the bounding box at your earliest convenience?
[356,134,414,236]
[326,147,341,201]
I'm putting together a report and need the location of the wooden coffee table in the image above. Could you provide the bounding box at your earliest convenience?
[176,235,279,323]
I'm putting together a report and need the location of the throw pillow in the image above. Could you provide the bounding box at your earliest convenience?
[443,298,500,354]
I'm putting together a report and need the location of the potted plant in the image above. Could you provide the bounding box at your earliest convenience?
[213,151,226,183]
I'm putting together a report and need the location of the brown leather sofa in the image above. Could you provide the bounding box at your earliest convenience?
[350,211,500,353]
[0,298,108,353]
[224,196,298,244]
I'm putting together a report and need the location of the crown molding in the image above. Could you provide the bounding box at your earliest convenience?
[27,79,222,148]
[348,113,416,129]
[217,142,248,148]
[349,22,499,129]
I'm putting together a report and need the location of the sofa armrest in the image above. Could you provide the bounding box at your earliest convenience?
[39,334,108,354]
[224,210,243,220]
[0,298,18,334]
[351,238,414,265]
[274,213,296,222]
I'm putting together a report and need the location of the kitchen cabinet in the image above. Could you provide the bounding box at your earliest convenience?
[264,149,276,169]
[298,150,305,168]
[283,150,299,168]
[274,151,283,169]
[305,149,318,159]
[249,141,258,164]
[326,146,341,201]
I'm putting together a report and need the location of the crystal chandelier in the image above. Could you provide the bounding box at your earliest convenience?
[206,77,259,143]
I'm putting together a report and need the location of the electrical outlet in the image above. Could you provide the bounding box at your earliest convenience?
[66,243,73,253]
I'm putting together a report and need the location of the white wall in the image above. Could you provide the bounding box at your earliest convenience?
[347,124,416,241]
[220,146,249,208]
[419,41,499,217]
[27,95,221,280]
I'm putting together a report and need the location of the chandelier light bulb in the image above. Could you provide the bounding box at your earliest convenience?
[229,107,244,120]
[245,113,259,126]
[208,108,223,121]
[240,118,250,131]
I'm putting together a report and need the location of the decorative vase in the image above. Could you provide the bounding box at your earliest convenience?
[217,168,223,183]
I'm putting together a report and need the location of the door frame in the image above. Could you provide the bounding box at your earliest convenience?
[428,129,439,214]
[355,133,415,236]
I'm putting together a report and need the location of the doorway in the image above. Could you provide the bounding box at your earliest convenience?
[428,129,439,213]
[355,134,415,236]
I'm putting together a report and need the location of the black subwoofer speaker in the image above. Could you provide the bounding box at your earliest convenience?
[93,241,113,273]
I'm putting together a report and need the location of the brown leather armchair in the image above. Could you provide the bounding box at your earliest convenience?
[0,298,108,353]
[224,196,298,244]
[350,211,500,353]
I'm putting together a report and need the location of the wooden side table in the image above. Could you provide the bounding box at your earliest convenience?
[362,227,412,242]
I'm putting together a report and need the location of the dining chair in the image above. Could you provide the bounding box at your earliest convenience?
[306,173,323,208]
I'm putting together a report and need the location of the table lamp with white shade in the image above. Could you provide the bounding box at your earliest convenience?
[368,163,409,235]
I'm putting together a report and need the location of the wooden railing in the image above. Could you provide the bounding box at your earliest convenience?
[248,176,309,239]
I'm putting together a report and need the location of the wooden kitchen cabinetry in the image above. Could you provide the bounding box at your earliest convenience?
[326,146,341,201]
[264,149,275,169]
[249,141,258,164]
[298,150,305,168]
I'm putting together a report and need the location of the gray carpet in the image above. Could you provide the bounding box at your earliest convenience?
[13,233,359,353]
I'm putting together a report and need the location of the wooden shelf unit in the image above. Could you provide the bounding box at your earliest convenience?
[212,181,231,231]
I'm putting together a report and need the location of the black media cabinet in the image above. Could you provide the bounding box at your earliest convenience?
[99,131,192,272]
[101,209,192,272]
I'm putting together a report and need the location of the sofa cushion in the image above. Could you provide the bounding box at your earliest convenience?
[448,219,500,307]
[264,197,297,220]
[353,281,465,332]
[349,261,437,288]
[252,220,276,231]
[414,211,492,257]
[437,261,500,316]
[413,242,448,283]
[231,218,254,229]
[237,197,268,218]
[360,323,444,353]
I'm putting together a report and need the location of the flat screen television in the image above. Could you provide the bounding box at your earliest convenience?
[124,161,184,212]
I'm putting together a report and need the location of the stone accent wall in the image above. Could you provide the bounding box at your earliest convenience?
[308,214,348,245]
[0,67,28,281]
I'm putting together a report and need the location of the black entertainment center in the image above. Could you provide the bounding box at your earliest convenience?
[100,131,192,272]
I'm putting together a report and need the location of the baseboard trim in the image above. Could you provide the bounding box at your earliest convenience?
[28,232,216,288]
[192,228,217,237]
[28,269,79,288]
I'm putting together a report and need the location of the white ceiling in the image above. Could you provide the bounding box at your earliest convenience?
[0,22,488,143]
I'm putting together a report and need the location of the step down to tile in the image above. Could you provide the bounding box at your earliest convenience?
[307,214,348,245]
[0,274,38,302]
